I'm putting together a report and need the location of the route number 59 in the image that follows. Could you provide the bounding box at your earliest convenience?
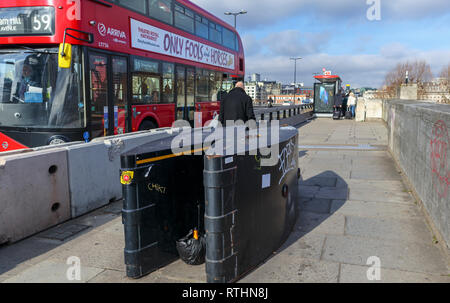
[33,14,51,31]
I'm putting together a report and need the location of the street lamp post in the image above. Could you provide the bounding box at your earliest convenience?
[224,10,247,28]
[290,57,302,104]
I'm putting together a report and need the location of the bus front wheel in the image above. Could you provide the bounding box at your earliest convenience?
[138,120,157,131]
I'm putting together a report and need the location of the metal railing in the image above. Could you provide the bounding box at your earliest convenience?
[253,104,314,122]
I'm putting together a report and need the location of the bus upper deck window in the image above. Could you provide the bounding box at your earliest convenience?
[149,0,173,25]
[118,0,146,12]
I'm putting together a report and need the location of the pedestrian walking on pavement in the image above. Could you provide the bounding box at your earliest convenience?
[347,92,356,118]
[219,81,255,126]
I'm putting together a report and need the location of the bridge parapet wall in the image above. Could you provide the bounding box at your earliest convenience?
[383,99,450,249]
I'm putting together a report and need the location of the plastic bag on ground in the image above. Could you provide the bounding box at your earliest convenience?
[176,229,206,265]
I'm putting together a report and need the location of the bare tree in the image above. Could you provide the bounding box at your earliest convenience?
[440,63,450,83]
[439,63,450,104]
[381,60,432,99]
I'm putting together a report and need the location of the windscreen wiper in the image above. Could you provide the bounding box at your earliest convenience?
[0,50,20,54]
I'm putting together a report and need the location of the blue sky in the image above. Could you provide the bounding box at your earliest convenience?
[191,0,450,88]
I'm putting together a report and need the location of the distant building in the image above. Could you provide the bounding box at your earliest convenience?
[421,78,450,103]
[268,94,306,104]
[298,87,313,98]
[251,73,261,82]
[363,90,379,99]
[245,79,283,103]
[245,82,261,102]
[259,81,281,99]
[281,85,313,98]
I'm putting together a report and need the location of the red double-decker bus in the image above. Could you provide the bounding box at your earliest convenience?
[0,0,245,151]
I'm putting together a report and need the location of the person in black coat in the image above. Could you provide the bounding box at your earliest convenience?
[219,81,255,126]
[333,88,344,118]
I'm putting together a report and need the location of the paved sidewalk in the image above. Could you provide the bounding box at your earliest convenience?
[241,119,450,282]
[1,118,449,283]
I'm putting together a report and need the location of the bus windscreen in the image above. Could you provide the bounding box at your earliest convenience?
[0,47,85,129]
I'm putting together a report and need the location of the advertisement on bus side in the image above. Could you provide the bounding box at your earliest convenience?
[130,18,235,70]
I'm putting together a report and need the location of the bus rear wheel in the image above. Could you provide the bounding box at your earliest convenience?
[138,120,157,131]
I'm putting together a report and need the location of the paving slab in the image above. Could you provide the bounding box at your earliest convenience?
[298,198,332,214]
[92,265,203,283]
[339,264,450,283]
[295,211,346,236]
[46,220,125,272]
[298,176,337,187]
[0,238,61,275]
[350,166,402,180]
[298,185,320,198]
[87,269,136,283]
[2,260,104,283]
[344,216,435,245]
[277,232,327,261]
[347,180,414,203]
[239,255,340,283]
[301,168,351,180]
[322,235,449,275]
[0,262,33,282]
[315,187,348,200]
[305,158,351,170]
[37,224,91,241]
[73,213,121,230]
[330,200,422,220]
[351,157,397,167]
[311,151,345,160]
[157,259,206,283]
[340,263,450,283]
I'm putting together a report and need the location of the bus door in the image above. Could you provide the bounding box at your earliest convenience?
[175,66,195,126]
[88,52,129,139]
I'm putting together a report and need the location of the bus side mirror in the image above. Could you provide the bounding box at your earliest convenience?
[58,43,72,69]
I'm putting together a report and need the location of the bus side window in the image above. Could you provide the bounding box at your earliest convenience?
[149,0,173,25]
[196,68,208,102]
[132,74,144,104]
[222,74,233,93]
[209,71,222,102]
[132,58,161,104]
[132,74,160,104]
[162,63,174,103]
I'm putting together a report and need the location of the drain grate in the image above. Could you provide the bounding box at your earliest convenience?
[37,224,90,241]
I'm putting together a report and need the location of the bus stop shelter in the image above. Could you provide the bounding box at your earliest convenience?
[313,75,342,115]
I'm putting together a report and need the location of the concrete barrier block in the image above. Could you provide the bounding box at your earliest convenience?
[355,99,366,122]
[67,130,176,218]
[65,141,114,218]
[0,148,34,157]
[365,99,383,119]
[0,141,84,157]
[0,149,70,244]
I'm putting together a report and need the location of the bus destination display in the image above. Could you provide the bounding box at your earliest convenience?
[0,7,55,36]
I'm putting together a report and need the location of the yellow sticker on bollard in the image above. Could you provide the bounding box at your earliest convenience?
[120,171,134,185]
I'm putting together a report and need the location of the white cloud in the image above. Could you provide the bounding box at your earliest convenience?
[380,43,411,58]
[245,46,450,88]
[262,30,331,56]
[384,0,450,19]
[188,1,450,88]
[191,0,450,29]
[241,34,263,56]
